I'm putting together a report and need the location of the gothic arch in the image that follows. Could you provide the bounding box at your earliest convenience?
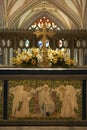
[8,0,81,29]
[8,0,43,28]
[48,0,81,28]
[20,11,66,29]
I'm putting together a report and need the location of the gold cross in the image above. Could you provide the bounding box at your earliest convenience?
[33,26,54,67]
[34,26,54,50]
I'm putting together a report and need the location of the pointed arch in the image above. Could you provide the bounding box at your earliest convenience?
[8,0,43,27]
[20,11,66,29]
[8,0,81,29]
[48,0,81,28]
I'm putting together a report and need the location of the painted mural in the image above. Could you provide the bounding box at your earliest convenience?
[8,80,82,120]
[0,80,3,119]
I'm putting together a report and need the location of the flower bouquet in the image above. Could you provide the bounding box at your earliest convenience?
[12,48,40,67]
[47,49,75,68]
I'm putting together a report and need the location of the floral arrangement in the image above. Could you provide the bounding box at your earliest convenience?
[12,47,75,68]
[47,49,75,68]
[12,48,40,67]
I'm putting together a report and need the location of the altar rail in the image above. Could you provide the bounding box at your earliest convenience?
[0,68,87,126]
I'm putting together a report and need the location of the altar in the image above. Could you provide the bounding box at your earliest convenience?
[0,67,87,126]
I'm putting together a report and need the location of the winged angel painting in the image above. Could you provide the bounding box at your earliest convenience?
[8,80,82,120]
[0,81,3,119]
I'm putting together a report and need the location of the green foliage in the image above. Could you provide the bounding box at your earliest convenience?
[8,79,82,89]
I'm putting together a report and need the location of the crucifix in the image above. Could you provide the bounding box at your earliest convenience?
[33,25,54,67]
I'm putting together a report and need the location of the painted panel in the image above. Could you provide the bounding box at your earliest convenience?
[0,80,3,119]
[8,80,82,120]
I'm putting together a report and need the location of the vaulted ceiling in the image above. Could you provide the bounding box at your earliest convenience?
[0,0,87,30]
